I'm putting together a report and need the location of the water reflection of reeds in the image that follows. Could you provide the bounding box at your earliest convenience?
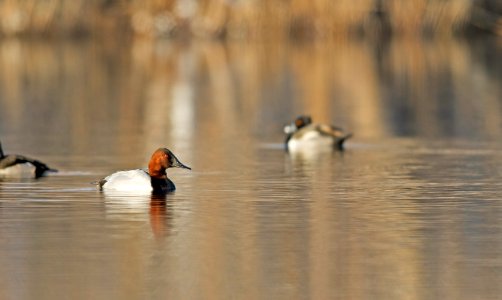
[1,36,502,146]
[0,1,501,37]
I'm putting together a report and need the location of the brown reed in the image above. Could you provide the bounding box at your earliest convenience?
[0,0,499,38]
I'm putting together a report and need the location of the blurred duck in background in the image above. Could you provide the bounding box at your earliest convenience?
[284,115,352,152]
[0,140,57,178]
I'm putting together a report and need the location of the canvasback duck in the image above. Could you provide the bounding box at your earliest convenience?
[97,148,191,193]
[284,115,352,152]
[0,140,57,178]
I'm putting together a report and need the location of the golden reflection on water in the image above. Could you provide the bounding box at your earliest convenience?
[0,36,501,299]
[1,36,501,147]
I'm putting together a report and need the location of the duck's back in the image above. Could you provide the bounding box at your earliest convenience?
[100,169,152,192]
[0,160,37,178]
[287,123,351,152]
[0,155,54,178]
[287,125,335,151]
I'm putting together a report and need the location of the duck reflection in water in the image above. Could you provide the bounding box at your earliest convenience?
[103,192,171,240]
[150,194,170,240]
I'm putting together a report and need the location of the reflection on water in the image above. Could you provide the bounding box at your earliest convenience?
[0,36,501,299]
[103,192,170,240]
[1,36,502,148]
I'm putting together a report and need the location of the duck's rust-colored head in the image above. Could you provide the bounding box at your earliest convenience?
[148,148,191,178]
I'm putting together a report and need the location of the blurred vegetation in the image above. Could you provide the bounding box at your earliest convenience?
[0,0,501,38]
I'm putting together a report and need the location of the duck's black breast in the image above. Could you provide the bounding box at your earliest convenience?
[151,177,176,194]
[284,133,294,149]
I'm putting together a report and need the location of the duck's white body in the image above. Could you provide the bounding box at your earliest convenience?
[96,148,191,194]
[100,169,153,192]
[287,130,336,152]
[286,122,351,152]
[0,162,37,178]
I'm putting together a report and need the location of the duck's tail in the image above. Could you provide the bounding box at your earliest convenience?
[91,178,107,190]
[34,165,58,178]
[335,133,353,150]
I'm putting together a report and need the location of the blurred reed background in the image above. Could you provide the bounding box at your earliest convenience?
[0,0,501,38]
[1,32,501,156]
[1,0,502,155]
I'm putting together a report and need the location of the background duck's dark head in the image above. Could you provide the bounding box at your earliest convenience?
[284,115,313,146]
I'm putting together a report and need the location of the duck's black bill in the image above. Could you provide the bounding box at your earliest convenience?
[180,164,191,170]
[174,160,192,170]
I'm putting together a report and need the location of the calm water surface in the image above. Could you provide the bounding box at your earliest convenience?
[0,37,501,299]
